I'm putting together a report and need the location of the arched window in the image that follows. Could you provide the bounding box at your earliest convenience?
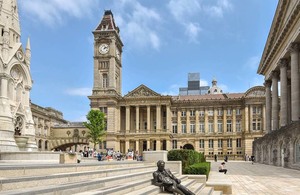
[102,74,108,88]
[38,140,42,149]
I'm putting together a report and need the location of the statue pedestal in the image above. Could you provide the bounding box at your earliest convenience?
[59,153,77,164]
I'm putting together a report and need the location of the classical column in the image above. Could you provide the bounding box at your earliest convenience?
[166,105,171,132]
[223,108,227,133]
[288,43,300,121]
[1,77,8,98]
[264,80,272,133]
[279,59,288,126]
[147,140,150,150]
[195,110,200,133]
[271,71,279,130]
[135,106,139,132]
[136,140,140,153]
[244,106,249,132]
[204,108,208,133]
[147,106,151,131]
[156,140,161,150]
[156,105,161,131]
[262,105,266,132]
[214,108,218,133]
[177,110,182,134]
[249,105,253,131]
[232,108,236,133]
[125,140,130,153]
[126,106,130,131]
[186,110,190,133]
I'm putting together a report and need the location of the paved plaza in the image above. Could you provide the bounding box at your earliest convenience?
[209,161,300,195]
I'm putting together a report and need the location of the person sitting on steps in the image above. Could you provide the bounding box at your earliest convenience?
[219,162,227,174]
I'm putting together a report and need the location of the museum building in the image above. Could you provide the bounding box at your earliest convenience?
[88,10,267,159]
[254,0,300,170]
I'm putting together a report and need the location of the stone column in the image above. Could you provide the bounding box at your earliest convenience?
[166,140,171,151]
[125,140,130,153]
[244,106,249,132]
[1,77,8,97]
[135,106,139,132]
[232,108,236,133]
[186,110,190,133]
[279,59,288,126]
[288,43,300,121]
[166,105,171,132]
[262,105,266,132]
[195,110,200,133]
[147,140,150,150]
[264,80,272,133]
[126,106,130,131]
[271,71,279,130]
[177,110,181,134]
[214,108,218,133]
[156,105,161,131]
[249,105,253,131]
[156,140,161,150]
[136,140,140,153]
[204,108,208,134]
[223,108,227,133]
[147,106,151,132]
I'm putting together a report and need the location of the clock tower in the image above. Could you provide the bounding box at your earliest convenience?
[91,10,123,99]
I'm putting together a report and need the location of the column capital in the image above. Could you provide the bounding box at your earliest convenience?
[278,58,288,68]
[287,42,300,53]
[264,80,272,88]
[271,71,279,80]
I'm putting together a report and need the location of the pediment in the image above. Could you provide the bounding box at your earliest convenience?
[125,84,161,98]
[245,86,265,97]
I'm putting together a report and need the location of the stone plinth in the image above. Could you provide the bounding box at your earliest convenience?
[59,153,77,164]
[143,150,168,162]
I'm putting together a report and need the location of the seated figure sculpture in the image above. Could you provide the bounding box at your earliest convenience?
[152,160,195,195]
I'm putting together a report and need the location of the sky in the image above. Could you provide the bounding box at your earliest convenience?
[18,0,278,122]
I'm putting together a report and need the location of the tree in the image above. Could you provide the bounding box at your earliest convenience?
[83,109,106,150]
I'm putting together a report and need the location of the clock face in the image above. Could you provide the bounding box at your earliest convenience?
[99,43,109,54]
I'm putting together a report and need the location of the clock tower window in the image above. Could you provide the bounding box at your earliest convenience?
[102,74,108,88]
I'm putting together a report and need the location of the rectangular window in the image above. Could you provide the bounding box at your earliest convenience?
[236,138,241,148]
[236,120,241,132]
[218,139,223,148]
[190,110,195,116]
[172,111,177,117]
[236,108,241,115]
[209,121,214,133]
[99,107,107,114]
[172,140,177,149]
[253,106,262,115]
[199,110,205,117]
[252,119,261,131]
[227,139,232,148]
[200,122,205,133]
[181,111,186,117]
[218,109,223,116]
[172,124,178,133]
[218,120,223,133]
[182,124,187,133]
[199,139,204,148]
[227,109,232,115]
[190,123,195,133]
[227,120,232,132]
[208,109,214,116]
[209,139,214,148]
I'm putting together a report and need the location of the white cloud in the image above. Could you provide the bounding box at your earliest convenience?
[65,88,92,96]
[19,0,98,27]
[185,23,202,42]
[200,79,209,87]
[161,84,182,95]
[113,0,162,50]
[167,0,201,23]
[245,55,261,70]
[204,0,233,18]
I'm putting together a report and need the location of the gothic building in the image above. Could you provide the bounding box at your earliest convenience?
[88,10,266,159]
[254,0,300,170]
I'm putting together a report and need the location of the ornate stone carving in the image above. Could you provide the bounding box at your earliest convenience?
[287,42,299,53]
[277,58,288,68]
[126,85,160,97]
[264,80,272,88]
[247,90,266,97]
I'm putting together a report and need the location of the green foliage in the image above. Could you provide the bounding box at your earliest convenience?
[83,109,106,150]
[184,162,211,178]
[167,150,206,173]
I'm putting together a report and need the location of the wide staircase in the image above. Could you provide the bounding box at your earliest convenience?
[0,160,223,195]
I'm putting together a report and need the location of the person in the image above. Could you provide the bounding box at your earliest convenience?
[214,154,217,162]
[152,160,195,195]
[251,155,255,164]
[224,155,228,162]
[219,162,227,174]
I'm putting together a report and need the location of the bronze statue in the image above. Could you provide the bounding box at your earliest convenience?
[152,160,195,195]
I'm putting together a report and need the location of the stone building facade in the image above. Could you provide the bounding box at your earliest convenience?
[254,0,300,170]
[89,10,267,159]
